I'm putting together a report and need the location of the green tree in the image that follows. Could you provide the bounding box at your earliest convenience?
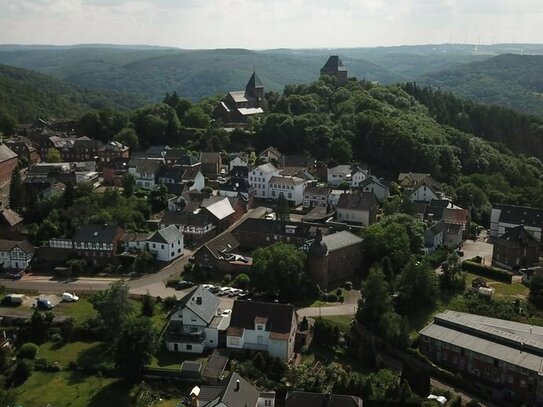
[132,103,180,147]
[233,273,251,290]
[90,280,133,341]
[362,222,411,271]
[122,173,136,197]
[0,109,17,135]
[115,317,158,382]
[18,343,39,359]
[330,137,353,163]
[529,273,543,307]
[276,193,290,221]
[397,258,439,313]
[62,182,75,208]
[356,268,393,330]
[338,181,351,193]
[46,148,61,163]
[9,167,24,212]
[252,242,309,301]
[114,127,139,150]
[141,293,155,317]
[184,106,211,128]
[313,318,341,347]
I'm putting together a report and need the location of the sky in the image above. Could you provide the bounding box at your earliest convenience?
[1,0,543,49]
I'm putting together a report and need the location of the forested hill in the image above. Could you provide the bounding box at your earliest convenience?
[0,64,143,122]
[422,54,543,117]
[0,47,404,102]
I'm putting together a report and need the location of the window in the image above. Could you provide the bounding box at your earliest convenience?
[520,380,526,388]
[508,374,514,384]
[257,325,263,330]
[191,316,196,322]
[186,344,192,350]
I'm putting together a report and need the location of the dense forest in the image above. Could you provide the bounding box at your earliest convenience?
[0,64,143,122]
[422,54,543,117]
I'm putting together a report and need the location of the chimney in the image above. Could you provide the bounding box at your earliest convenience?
[235,379,240,392]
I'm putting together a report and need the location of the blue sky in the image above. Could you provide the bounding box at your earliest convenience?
[1,0,542,48]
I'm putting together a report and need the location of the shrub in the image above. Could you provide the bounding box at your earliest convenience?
[18,343,39,360]
[165,278,180,288]
[11,359,33,385]
[335,288,343,297]
[461,261,513,283]
[163,295,178,310]
[233,274,250,290]
[326,293,338,302]
[223,274,232,285]
[51,333,63,343]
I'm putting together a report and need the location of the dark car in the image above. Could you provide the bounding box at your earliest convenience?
[176,280,195,290]
[7,271,24,280]
[36,298,54,310]
[208,286,220,294]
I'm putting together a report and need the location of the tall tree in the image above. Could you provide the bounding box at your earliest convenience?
[90,280,133,341]
[114,127,139,150]
[62,182,75,208]
[46,148,61,163]
[122,173,136,198]
[397,258,439,314]
[356,268,393,330]
[9,167,24,212]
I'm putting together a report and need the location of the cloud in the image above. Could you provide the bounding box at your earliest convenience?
[0,0,542,47]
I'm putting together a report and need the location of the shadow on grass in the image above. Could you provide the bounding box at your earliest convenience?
[76,342,114,367]
[307,342,372,374]
[88,378,132,407]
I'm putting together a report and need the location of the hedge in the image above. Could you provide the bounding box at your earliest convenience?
[461,260,513,284]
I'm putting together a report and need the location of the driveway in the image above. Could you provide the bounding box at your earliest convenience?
[460,231,493,265]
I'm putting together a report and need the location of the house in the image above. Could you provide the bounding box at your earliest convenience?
[189,372,273,407]
[249,163,281,199]
[96,141,129,169]
[158,166,205,194]
[336,192,378,226]
[102,157,130,186]
[306,230,363,288]
[397,172,432,189]
[268,175,306,206]
[126,225,183,262]
[201,196,237,232]
[0,206,23,238]
[47,224,124,265]
[424,219,446,253]
[160,210,216,245]
[132,145,170,160]
[5,136,40,166]
[258,147,282,164]
[214,72,265,124]
[0,240,34,270]
[0,142,18,186]
[490,204,543,242]
[320,55,348,85]
[200,152,222,178]
[72,136,102,161]
[219,177,255,205]
[228,153,248,171]
[165,285,227,353]
[285,392,363,407]
[408,181,442,203]
[426,198,471,242]
[127,158,163,190]
[420,310,543,406]
[226,300,298,361]
[491,225,541,271]
[303,185,331,209]
[164,148,200,168]
[191,232,251,274]
[359,175,389,201]
[327,164,368,187]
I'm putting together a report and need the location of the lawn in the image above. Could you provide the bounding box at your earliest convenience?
[15,371,131,407]
[150,348,208,370]
[38,341,105,366]
[464,272,528,299]
[321,315,354,331]
[54,298,97,326]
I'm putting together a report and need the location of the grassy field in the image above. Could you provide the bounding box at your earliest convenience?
[464,272,528,299]
[55,298,97,326]
[15,371,131,407]
[150,348,208,370]
[321,315,354,331]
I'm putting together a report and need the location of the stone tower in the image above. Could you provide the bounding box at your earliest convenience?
[245,71,264,100]
[320,55,348,85]
[307,228,330,288]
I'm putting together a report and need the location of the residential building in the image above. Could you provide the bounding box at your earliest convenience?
[285,392,363,407]
[73,136,102,161]
[268,175,306,205]
[96,141,129,169]
[408,181,442,203]
[420,310,543,406]
[336,192,378,226]
[201,196,237,232]
[26,162,98,187]
[5,136,40,166]
[189,372,273,407]
[359,175,389,201]
[0,207,23,238]
[327,164,368,187]
[0,240,34,270]
[426,198,471,242]
[219,177,255,205]
[165,285,227,353]
[191,232,251,274]
[127,158,163,190]
[228,153,248,171]
[258,147,282,164]
[320,55,348,85]
[164,148,200,168]
[160,210,215,245]
[397,172,432,189]
[303,185,331,209]
[490,204,543,242]
[306,230,363,288]
[200,152,222,178]
[249,163,281,199]
[214,72,265,124]
[0,142,18,186]
[424,219,446,253]
[227,301,298,361]
[491,225,541,271]
[126,225,183,262]
[158,166,205,194]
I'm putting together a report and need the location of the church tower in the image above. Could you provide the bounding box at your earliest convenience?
[245,71,264,100]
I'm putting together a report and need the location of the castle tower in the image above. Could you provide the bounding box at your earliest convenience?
[320,56,348,85]
[245,71,264,100]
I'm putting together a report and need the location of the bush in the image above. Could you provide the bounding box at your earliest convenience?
[51,333,63,343]
[313,318,340,347]
[11,359,33,385]
[326,293,338,302]
[233,274,250,290]
[461,261,513,283]
[166,278,180,288]
[223,274,232,285]
[18,343,39,360]
[163,295,178,311]
[335,288,343,297]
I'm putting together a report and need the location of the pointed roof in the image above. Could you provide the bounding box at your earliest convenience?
[321,55,348,73]
[245,71,263,90]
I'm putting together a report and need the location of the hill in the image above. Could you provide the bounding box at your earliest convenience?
[422,54,543,116]
[0,64,143,121]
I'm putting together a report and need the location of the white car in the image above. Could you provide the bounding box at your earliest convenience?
[62,292,79,302]
[218,287,232,296]
[221,309,232,317]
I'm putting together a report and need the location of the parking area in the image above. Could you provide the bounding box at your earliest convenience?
[460,230,493,265]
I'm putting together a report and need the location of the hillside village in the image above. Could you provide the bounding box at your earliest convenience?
[0,55,542,407]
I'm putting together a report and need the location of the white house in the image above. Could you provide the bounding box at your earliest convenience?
[249,163,280,199]
[268,175,306,206]
[424,219,446,253]
[0,240,34,270]
[408,182,441,203]
[327,165,368,187]
[229,154,248,171]
[165,285,228,353]
[303,185,331,209]
[359,175,389,201]
[128,158,163,190]
[226,301,298,362]
[126,225,184,262]
[336,192,378,226]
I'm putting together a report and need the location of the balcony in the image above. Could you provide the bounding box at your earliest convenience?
[243,342,269,351]
[165,322,206,344]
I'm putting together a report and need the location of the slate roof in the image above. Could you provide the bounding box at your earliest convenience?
[359,175,389,189]
[321,56,348,73]
[198,372,260,407]
[128,158,162,175]
[286,391,364,407]
[252,162,278,174]
[227,300,296,340]
[219,178,253,194]
[164,148,199,165]
[0,143,17,162]
[494,225,541,249]
[72,224,121,243]
[0,239,34,254]
[246,71,264,89]
[203,232,240,259]
[322,231,363,252]
[426,219,447,237]
[304,185,331,196]
[200,152,221,164]
[238,107,264,115]
[336,192,376,211]
[0,208,23,227]
[269,175,305,186]
[99,141,128,152]
[493,204,543,229]
[228,91,250,103]
[177,285,220,325]
[148,225,183,245]
[161,210,212,228]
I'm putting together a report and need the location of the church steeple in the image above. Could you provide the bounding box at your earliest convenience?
[245,71,264,100]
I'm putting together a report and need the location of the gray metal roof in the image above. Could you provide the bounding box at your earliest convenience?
[148,225,182,245]
[322,231,362,252]
[178,285,220,325]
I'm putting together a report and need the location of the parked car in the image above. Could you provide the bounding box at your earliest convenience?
[62,292,79,302]
[202,284,214,290]
[218,287,232,296]
[221,309,232,317]
[228,288,242,297]
[176,280,195,290]
[5,294,25,305]
[7,271,24,280]
[237,291,250,300]
[37,298,54,310]
[208,286,220,294]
